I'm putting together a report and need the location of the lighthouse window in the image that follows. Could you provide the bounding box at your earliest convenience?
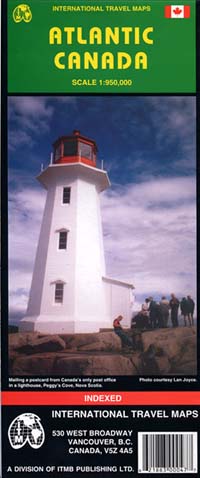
[55,283,64,303]
[54,144,62,161]
[79,141,93,160]
[63,187,71,204]
[59,231,68,249]
[63,140,77,157]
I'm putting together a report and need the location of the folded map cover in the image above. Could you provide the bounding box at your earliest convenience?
[1,0,199,475]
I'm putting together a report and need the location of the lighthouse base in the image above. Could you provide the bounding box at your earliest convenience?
[19,315,112,334]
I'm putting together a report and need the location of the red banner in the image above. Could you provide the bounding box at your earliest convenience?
[2,391,200,406]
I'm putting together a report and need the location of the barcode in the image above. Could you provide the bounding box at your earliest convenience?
[138,432,198,473]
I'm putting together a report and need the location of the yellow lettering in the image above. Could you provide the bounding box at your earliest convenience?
[105,27,119,44]
[121,27,132,44]
[90,27,102,44]
[68,52,81,69]
[84,52,98,69]
[49,27,62,45]
[77,27,87,44]
[64,27,75,44]
[54,52,65,69]
[118,52,132,69]
[134,27,140,45]
[143,27,154,45]
[101,52,114,69]
[135,52,147,69]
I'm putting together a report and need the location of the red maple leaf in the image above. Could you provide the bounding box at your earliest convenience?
[173,7,182,14]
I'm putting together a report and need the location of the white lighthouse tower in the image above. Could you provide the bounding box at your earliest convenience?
[20,130,134,334]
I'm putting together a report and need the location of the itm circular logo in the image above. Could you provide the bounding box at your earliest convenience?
[8,413,45,449]
[13,4,32,23]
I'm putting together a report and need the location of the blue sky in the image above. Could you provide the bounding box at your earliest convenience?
[8,96,196,321]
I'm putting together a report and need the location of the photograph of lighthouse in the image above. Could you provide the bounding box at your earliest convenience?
[8,96,197,378]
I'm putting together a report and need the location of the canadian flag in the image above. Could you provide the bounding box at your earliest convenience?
[165,5,190,18]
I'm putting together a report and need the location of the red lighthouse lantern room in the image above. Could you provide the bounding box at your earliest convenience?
[53,130,97,167]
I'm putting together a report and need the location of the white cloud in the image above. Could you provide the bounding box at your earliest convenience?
[9,97,53,118]
[101,176,196,303]
[144,97,196,171]
[8,97,77,151]
[9,287,30,318]
[8,98,53,150]
[8,130,35,150]
[9,187,46,319]
[8,176,196,321]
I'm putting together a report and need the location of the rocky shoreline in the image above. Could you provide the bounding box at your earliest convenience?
[9,326,197,376]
